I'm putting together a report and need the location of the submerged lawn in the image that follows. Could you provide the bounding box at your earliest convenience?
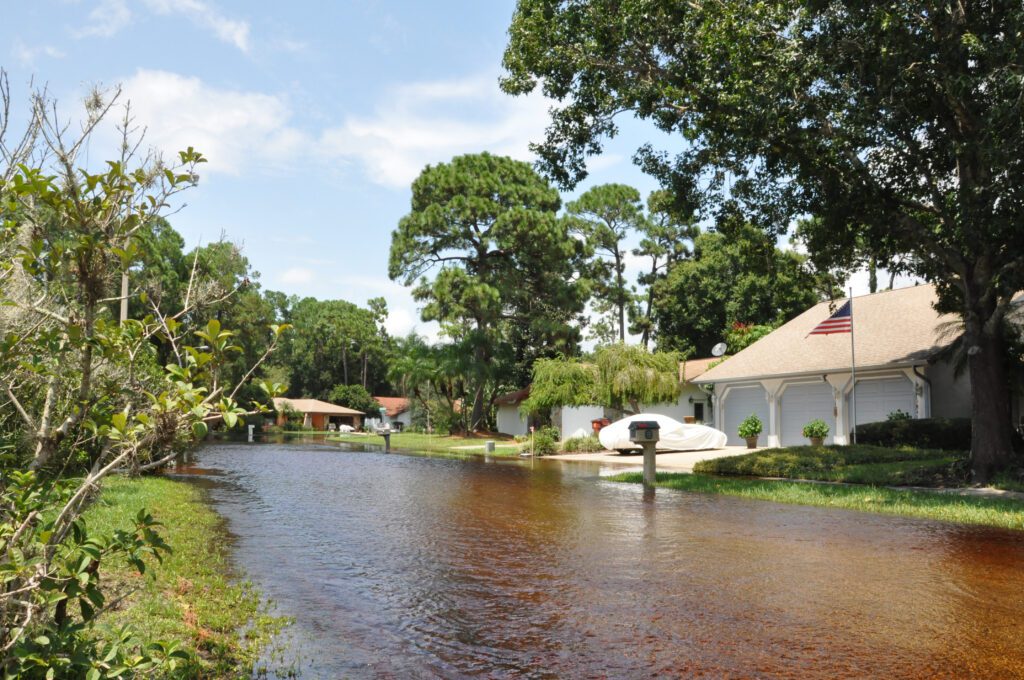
[85,476,287,677]
[693,444,964,486]
[329,431,521,456]
[608,472,1024,530]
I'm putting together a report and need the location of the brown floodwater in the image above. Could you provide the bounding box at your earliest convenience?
[177,441,1024,678]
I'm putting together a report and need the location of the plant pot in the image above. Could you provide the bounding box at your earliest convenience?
[809,436,824,447]
[744,436,758,449]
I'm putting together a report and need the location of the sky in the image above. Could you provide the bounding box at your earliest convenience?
[2,1,911,344]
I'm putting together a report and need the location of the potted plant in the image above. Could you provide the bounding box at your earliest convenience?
[802,419,830,446]
[737,414,763,449]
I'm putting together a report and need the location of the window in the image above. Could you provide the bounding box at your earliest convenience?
[694,403,705,423]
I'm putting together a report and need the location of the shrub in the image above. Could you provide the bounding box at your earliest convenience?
[522,427,561,455]
[802,419,830,439]
[856,417,971,451]
[562,434,603,453]
[887,409,913,421]
[737,414,763,438]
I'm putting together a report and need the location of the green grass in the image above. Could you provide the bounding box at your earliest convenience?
[607,472,1024,530]
[693,444,965,486]
[328,431,522,456]
[85,476,288,677]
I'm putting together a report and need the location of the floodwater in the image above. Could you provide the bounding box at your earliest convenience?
[179,441,1024,678]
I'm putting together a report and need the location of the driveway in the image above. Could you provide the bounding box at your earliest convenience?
[546,445,761,473]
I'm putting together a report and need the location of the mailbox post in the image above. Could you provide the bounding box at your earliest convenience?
[628,420,661,487]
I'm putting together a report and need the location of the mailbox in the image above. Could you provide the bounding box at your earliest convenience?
[628,420,660,444]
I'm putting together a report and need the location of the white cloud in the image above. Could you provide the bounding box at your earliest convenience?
[318,74,553,188]
[74,0,250,52]
[12,40,65,66]
[74,0,131,38]
[279,267,315,286]
[845,267,922,297]
[142,0,251,53]
[118,69,308,175]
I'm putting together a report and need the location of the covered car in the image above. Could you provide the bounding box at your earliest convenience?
[598,413,727,452]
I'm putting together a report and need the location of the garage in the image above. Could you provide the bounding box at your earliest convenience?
[852,376,916,426]
[722,385,769,446]
[780,381,836,446]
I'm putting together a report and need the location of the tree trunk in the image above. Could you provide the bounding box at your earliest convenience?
[868,256,878,293]
[361,352,368,388]
[614,249,625,342]
[342,346,349,385]
[963,288,1016,483]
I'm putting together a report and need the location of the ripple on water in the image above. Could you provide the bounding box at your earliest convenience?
[179,441,1024,679]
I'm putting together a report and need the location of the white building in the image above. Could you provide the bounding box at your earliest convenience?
[495,358,719,440]
[366,396,413,431]
[698,284,979,447]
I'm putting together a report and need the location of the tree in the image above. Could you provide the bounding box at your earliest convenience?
[389,152,587,430]
[652,216,822,356]
[328,384,381,415]
[523,344,682,416]
[630,190,699,348]
[503,1,1024,479]
[0,81,287,672]
[567,183,645,343]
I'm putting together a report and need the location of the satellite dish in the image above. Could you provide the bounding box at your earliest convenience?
[711,342,727,357]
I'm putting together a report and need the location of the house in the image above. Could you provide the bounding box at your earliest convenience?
[272,398,364,430]
[697,284,977,447]
[495,358,717,439]
[366,396,413,431]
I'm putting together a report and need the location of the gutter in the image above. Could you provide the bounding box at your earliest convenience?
[698,360,929,385]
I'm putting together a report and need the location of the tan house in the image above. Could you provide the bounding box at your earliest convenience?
[273,398,364,430]
[698,284,978,447]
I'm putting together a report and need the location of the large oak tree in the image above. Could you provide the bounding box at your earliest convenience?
[503,0,1024,480]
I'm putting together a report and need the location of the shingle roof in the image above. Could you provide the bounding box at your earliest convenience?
[272,398,365,416]
[495,387,530,406]
[699,284,956,383]
[681,357,717,383]
[374,396,410,417]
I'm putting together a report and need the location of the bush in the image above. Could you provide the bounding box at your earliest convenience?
[522,427,561,455]
[802,419,830,439]
[737,413,763,438]
[562,434,603,452]
[856,417,971,451]
[887,409,913,421]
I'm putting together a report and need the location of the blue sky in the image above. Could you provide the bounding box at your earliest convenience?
[3,1,900,341]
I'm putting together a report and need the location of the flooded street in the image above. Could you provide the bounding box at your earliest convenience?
[182,441,1024,678]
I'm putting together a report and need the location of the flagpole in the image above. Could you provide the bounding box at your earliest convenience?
[849,287,857,445]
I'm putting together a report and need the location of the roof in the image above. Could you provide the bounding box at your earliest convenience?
[681,357,717,383]
[495,387,530,406]
[699,284,957,383]
[272,398,365,416]
[374,396,411,417]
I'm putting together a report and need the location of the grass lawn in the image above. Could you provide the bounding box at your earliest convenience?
[693,444,964,486]
[328,431,522,456]
[607,472,1024,530]
[85,476,287,677]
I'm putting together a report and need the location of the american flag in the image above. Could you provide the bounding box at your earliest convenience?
[809,300,852,335]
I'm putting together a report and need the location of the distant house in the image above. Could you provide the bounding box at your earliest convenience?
[495,358,717,440]
[273,398,364,430]
[697,284,992,447]
[367,397,413,431]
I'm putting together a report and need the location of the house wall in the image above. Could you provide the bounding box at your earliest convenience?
[928,360,972,419]
[556,386,713,440]
[560,405,605,439]
[497,404,529,436]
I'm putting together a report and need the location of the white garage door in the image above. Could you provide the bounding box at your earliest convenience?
[780,382,835,446]
[723,386,769,446]
[852,376,915,426]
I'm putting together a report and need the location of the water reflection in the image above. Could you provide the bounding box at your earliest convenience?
[178,441,1024,678]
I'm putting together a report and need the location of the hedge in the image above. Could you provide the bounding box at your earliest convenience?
[855,417,971,451]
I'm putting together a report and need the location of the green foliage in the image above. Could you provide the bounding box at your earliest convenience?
[523,344,681,415]
[887,410,913,422]
[856,418,973,452]
[651,218,823,355]
[523,427,561,456]
[389,152,587,429]
[694,445,962,487]
[561,434,603,453]
[328,384,381,415]
[502,0,1024,477]
[737,414,763,439]
[802,419,830,439]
